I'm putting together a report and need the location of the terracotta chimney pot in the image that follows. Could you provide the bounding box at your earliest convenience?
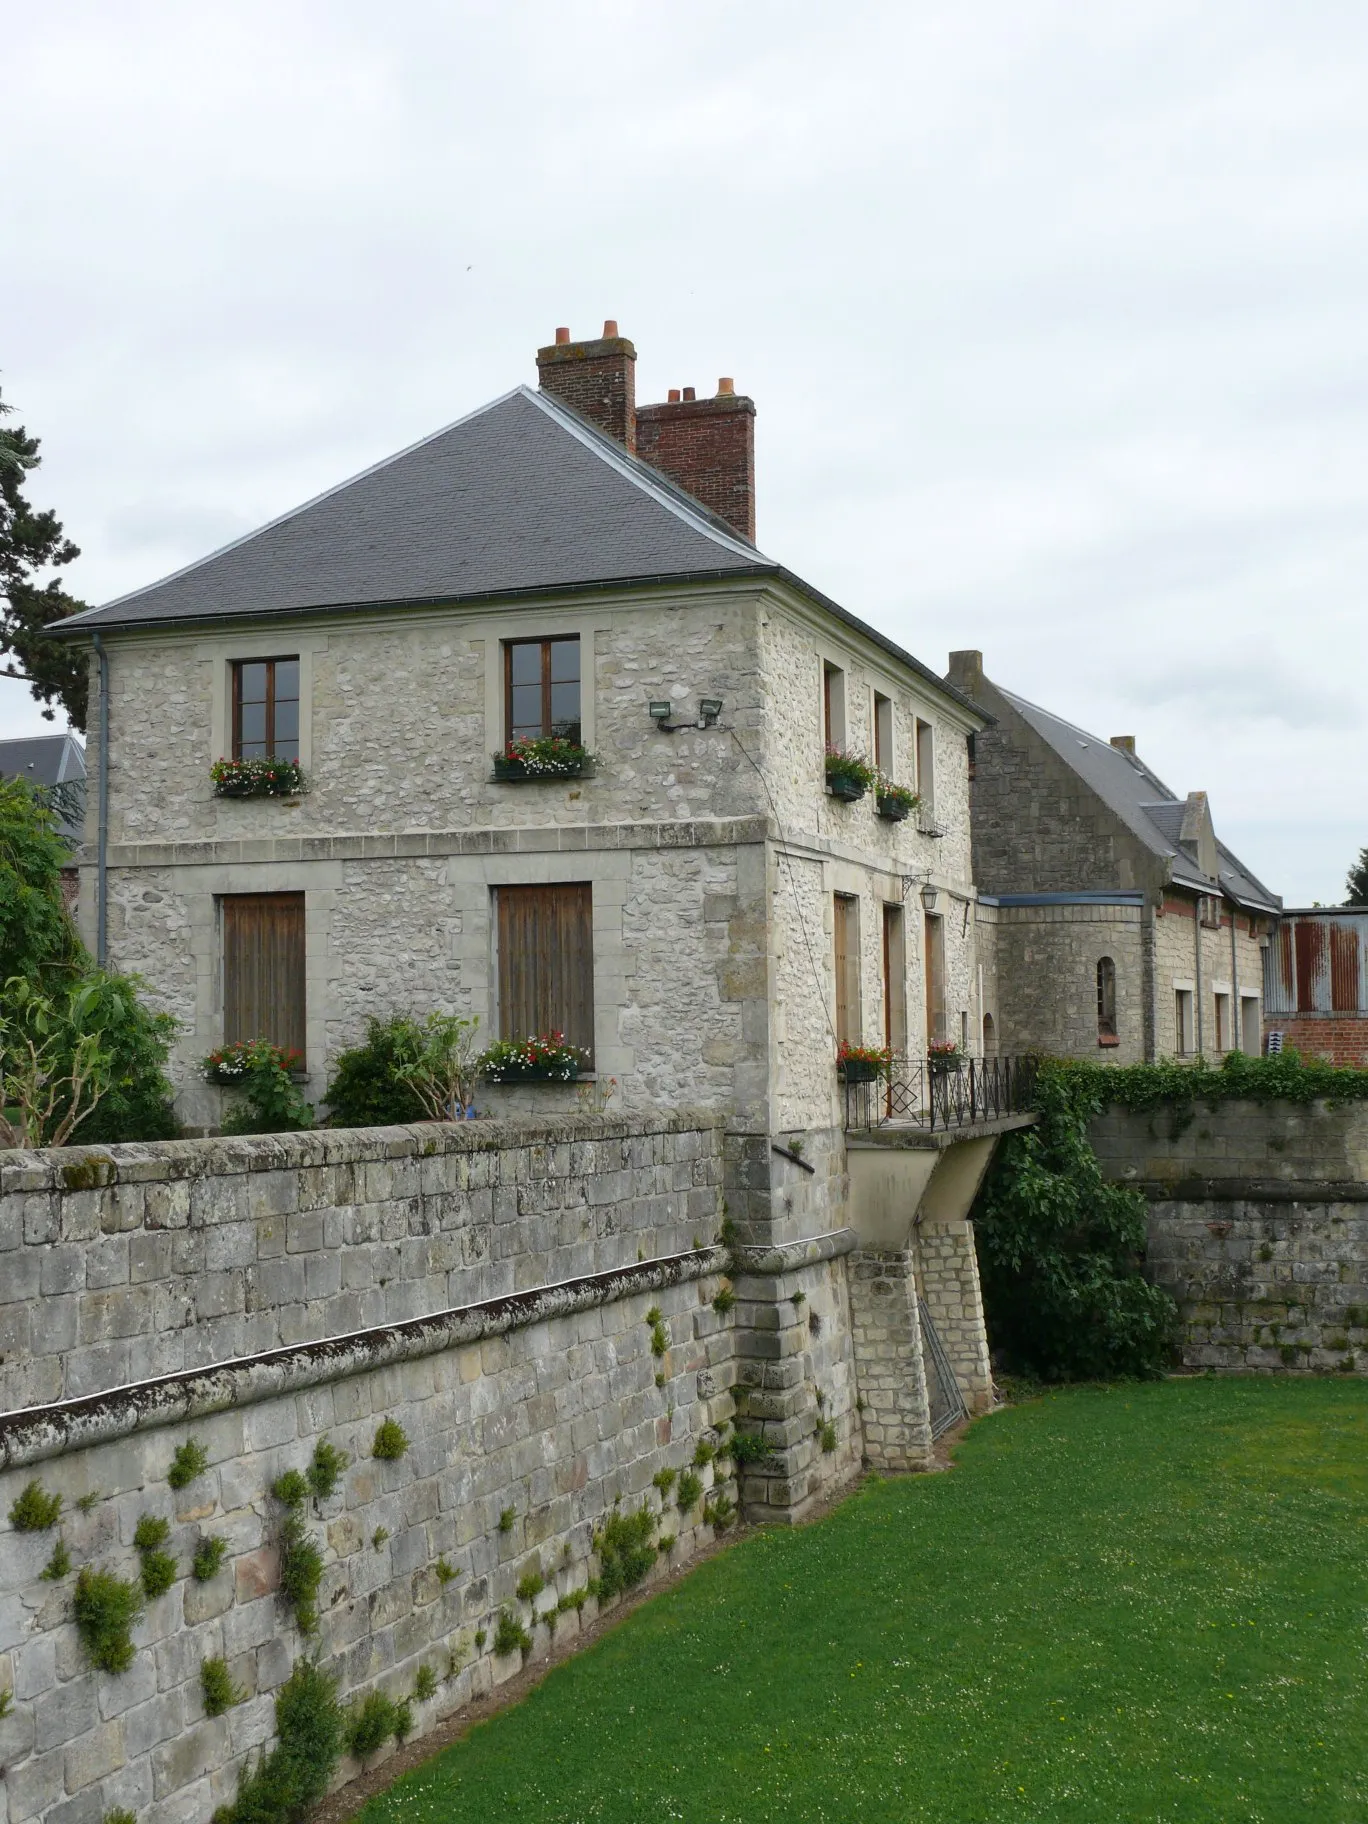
[717,377,735,396]
[554,327,570,345]
[667,388,681,403]
[682,386,696,401]
[602,319,618,338]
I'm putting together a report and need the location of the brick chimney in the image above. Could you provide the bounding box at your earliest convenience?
[537,321,637,452]
[636,378,757,542]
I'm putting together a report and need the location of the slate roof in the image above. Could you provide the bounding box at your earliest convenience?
[0,732,86,788]
[52,386,983,719]
[998,687,1280,912]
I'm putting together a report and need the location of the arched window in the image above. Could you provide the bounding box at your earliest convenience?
[1097,957,1118,1045]
[982,1012,997,1057]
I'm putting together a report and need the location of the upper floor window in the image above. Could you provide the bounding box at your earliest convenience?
[233,658,299,761]
[823,661,847,751]
[873,691,893,772]
[915,718,935,813]
[505,637,581,743]
[1097,956,1118,1046]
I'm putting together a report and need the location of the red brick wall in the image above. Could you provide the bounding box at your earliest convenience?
[1265,1014,1368,1066]
[536,332,637,451]
[636,392,756,541]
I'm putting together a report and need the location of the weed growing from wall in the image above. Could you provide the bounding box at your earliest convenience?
[76,1491,102,1514]
[692,1438,715,1468]
[651,1467,677,1496]
[413,1664,438,1702]
[217,1658,342,1824]
[703,1495,736,1530]
[515,1566,545,1602]
[192,1535,229,1582]
[494,1609,532,1657]
[202,1655,245,1717]
[307,1438,349,1500]
[372,1419,409,1461]
[676,1471,703,1514]
[344,1690,411,1759]
[498,1507,515,1533]
[72,1565,144,1673]
[593,1507,657,1599]
[644,1305,669,1358]
[103,1811,136,1824]
[273,1474,324,1635]
[133,1514,176,1599]
[8,1481,61,1530]
[40,1537,71,1581]
[434,1556,459,1586]
[372,1527,390,1551]
[712,1285,737,1316]
[167,1439,208,1490]
[819,1421,838,1453]
[730,1433,773,1468]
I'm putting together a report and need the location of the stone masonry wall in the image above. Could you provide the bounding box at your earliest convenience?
[1091,1098,1368,1372]
[846,1251,932,1472]
[916,1223,993,1415]
[990,901,1146,1063]
[0,1115,870,1824]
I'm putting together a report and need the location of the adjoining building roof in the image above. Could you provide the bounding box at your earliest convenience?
[0,732,86,788]
[51,385,984,721]
[998,687,1280,913]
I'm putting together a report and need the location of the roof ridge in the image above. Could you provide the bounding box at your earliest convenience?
[519,387,768,563]
[999,684,1181,803]
[61,387,536,624]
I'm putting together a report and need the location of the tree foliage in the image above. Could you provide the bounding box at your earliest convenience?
[0,385,89,729]
[973,1063,1179,1382]
[0,777,176,1145]
[1346,846,1368,907]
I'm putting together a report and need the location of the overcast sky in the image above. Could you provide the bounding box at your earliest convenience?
[5,0,1365,903]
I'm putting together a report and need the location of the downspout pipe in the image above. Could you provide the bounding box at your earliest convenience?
[91,634,109,967]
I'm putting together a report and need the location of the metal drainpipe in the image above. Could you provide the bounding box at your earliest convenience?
[92,633,109,967]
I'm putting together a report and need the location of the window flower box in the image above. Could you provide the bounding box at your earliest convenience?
[836,1042,893,1084]
[202,1040,304,1085]
[492,736,594,781]
[928,1040,967,1074]
[875,777,920,822]
[480,1034,588,1082]
[211,756,306,798]
[824,748,874,803]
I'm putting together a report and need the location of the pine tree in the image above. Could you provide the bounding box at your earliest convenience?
[0,385,90,729]
[1346,848,1368,907]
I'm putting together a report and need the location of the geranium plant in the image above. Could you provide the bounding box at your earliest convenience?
[875,776,920,821]
[203,1039,313,1133]
[480,1033,588,1082]
[928,1039,967,1069]
[492,736,594,780]
[836,1041,894,1082]
[211,756,306,798]
[824,748,875,801]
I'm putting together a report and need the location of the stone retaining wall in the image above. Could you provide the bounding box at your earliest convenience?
[1091,1099,1368,1372]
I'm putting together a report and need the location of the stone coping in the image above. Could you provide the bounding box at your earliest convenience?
[0,1108,731,1193]
[0,1244,730,1468]
[1138,1178,1368,1204]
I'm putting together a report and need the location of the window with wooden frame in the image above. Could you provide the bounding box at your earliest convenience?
[232,658,300,761]
[504,637,581,743]
[873,691,893,774]
[833,893,861,1046]
[1096,955,1118,1045]
[496,883,594,1062]
[823,662,847,751]
[222,894,306,1058]
[915,718,935,813]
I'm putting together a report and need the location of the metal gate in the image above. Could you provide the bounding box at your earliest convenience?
[918,1298,969,1440]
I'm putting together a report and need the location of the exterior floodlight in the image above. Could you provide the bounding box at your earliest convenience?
[649,701,673,723]
[698,698,723,726]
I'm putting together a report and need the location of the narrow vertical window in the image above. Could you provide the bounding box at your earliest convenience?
[982,1012,998,1056]
[873,692,893,774]
[1214,992,1231,1052]
[915,719,935,814]
[222,894,306,1059]
[1240,995,1261,1055]
[496,883,594,1061]
[232,658,300,761]
[1096,956,1118,1045]
[1175,988,1194,1056]
[823,662,846,752]
[924,912,946,1045]
[833,893,860,1046]
[505,637,581,742]
[882,903,907,1055]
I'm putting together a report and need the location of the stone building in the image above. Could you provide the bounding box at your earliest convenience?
[947,651,1280,1063]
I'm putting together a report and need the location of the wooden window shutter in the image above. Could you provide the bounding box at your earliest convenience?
[833,894,860,1047]
[496,884,594,1062]
[223,894,306,1058]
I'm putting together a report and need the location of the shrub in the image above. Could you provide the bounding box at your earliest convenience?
[730,1432,774,1467]
[372,1419,409,1461]
[193,1535,229,1582]
[515,1567,545,1603]
[493,1608,532,1657]
[413,1663,437,1702]
[593,1506,656,1600]
[692,1438,715,1468]
[323,1014,428,1127]
[676,1471,703,1514]
[141,1550,176,1599]
[205,1039,313,1135]
[972,1061,1180,1381]
[218,1658,341,1824]
[278,1509,324,1636]
[133,1513,170,1553]
[704,1494,736,1531]
[651,1466,677,1496]
[272,1469,310,1509]
[307,1439,349,1501]
[398,1012,483,1120]
[202,1654,244,1717]
[72,1565,144,1673]
[344,1689,409,1759]
[40,1537,71,1580]
[9,1480,61,1530]
[168,1438,209,1490]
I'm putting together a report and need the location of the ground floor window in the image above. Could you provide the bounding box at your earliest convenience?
[1241,995,1261,1054]
[496,883,595,1061]
[222,893,306,1057]
[1214,991,1231,1052]
[1097,955,1118,1045]
[1174,987,1195,1056]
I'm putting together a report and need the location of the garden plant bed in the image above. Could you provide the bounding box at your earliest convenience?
[339,1380,1367,1822]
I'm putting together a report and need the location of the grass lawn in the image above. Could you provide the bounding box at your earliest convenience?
[357,1379,1368,1823]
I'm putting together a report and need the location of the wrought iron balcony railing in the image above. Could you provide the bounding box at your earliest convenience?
[842,1054,1038,1132]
